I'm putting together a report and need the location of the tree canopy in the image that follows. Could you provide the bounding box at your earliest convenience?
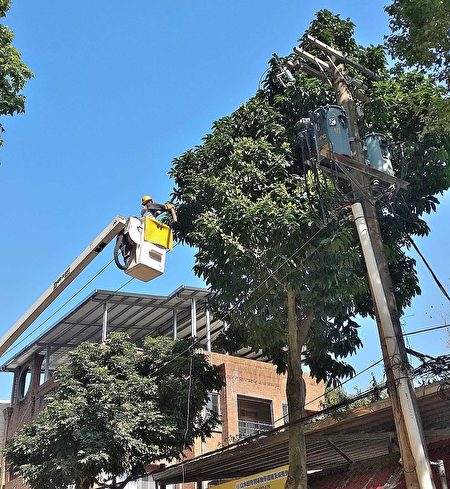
[0,0,33,145]
[5,334,223,489]
[170,9,449,378]
[170,10,449,488]
[385,0,450,87]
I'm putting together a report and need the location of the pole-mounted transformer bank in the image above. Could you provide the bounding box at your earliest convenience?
[314,105,352,158]
[363,133,394,176]
[299,105,396,181]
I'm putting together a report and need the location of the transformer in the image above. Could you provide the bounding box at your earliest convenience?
[313,105,352,158]
[363,133,394,176]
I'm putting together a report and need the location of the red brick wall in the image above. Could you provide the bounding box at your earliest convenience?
[193,352,324,455]
[4,354,54,489]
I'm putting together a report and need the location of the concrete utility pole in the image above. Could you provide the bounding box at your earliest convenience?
[331,60,435,489]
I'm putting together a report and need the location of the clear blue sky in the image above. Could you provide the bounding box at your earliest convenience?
[0,0,448,399]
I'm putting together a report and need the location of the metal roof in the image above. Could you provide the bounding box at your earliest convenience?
[2,285,260,372]
[153,382,450,483]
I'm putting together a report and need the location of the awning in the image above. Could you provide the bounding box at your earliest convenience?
[152,382,450,483]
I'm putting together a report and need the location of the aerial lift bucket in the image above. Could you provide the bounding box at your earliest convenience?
[115,217,173,282]
[143,217,173,250]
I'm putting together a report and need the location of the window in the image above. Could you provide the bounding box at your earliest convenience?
[237,396,273,439]
[208,392,221,417]
[207,392,222,432]
[282,403,289,424]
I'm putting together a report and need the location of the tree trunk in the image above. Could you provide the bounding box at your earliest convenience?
[75,478,92,489]
[284,287,314,489]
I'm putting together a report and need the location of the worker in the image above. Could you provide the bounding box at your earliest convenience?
[141,195,177,222]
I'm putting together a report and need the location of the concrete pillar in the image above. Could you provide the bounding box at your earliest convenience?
[173,310,178,340]
[205,309,211,352]
[102,303,108,344]
[191,298,197,338]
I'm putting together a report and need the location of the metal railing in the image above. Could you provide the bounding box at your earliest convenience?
[238,419,273,439]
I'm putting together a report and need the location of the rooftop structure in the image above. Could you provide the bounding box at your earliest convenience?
[2,285,326,489]
[1,286,264,374]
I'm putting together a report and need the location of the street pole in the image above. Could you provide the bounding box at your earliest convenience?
[331,62,435,489]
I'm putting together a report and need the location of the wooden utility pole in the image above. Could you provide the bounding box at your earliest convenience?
[331,61,434,489]
[286,35,436,488]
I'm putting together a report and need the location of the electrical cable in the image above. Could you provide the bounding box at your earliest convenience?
[408,237,450,302]
[180,356,194,486]
[258,68,270,90]
[114,277,135,293]
[388,195,450,303]
[149,218,339,378]
[183,356,193,445]
[1,228,184,362]
[152,319,448,448]
[170,360,393,470]
[403,323,450,337]
[272,358,384,427]
[0,258,115,361]
[184,352,448,461]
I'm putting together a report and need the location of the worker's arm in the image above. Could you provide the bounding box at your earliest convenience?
[146,203,167,212]
[164,202,177,223]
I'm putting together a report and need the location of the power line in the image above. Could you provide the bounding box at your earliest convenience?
[170,361,393,469]
[1,208,337,373]
[270,324,449,428]
[403,323,450,337]
[0,234,181,362]
[0,223,184,362]
[408,236,450,303]
[0,258,115,361]
[149,218,339,378]
[272,358,384,426]
[389,196,450,303]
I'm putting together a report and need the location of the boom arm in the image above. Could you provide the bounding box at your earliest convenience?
[0,216,127,356]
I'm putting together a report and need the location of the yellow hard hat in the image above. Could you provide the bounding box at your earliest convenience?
[142,195,153,205]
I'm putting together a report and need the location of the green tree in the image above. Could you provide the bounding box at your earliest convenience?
[0,0,33,145]
[170,9,449,489]
[385,0,450,87]
[320,374,388,418]
[5,334,223,489]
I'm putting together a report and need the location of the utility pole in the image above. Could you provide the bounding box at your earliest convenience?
[333,60,434,489]
[284,37,436,489]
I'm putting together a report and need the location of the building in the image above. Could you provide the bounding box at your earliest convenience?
[0,286,324,489]
[0,401,10,488]
[153,381,450,489]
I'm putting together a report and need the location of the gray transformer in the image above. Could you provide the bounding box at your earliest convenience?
[313,105,352,158]
[363,133,394,176]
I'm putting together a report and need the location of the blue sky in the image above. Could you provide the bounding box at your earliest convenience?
[0,0,448,399]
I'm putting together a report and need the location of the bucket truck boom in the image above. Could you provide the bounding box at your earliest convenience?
[0,211,176,356]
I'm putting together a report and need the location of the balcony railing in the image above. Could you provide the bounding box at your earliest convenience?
[238,419,273,439]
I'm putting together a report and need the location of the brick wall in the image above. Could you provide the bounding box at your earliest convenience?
[4,354,55,489]
[3,352,324,488]
[5,475,29,489]
[193,352,324,455]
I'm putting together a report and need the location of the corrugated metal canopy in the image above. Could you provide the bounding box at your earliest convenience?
[2,285,260,372]
[153,382,450,483]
